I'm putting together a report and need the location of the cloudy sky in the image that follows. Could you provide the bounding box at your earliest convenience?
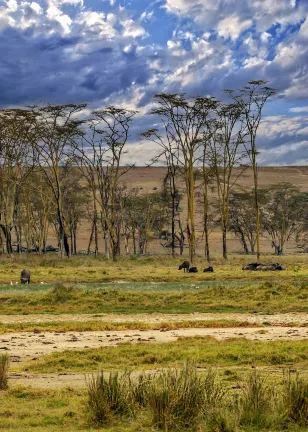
[1,0,308,165]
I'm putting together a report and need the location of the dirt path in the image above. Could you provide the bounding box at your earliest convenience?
[2,326,308,366]
[1,312,307,325]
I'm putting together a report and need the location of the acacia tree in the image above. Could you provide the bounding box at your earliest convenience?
[74,107,137,261]
[226,81,275,259]
[207,103,246,259]
[29,103,86,257]
[62,166,89,255]
[141,127,182,257]
[20,170,54,254]
[0,109,36,254]
[229,190,257,254]
[122,192,169,255]
[150,94,216,264]
[260,183,308,255]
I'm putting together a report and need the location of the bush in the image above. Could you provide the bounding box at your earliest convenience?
[148,364,219,430]
[86,371,135,425]
[283,371,308,425]
[49,284,74,303]
[239,370,278,428]
[0,354,9,390]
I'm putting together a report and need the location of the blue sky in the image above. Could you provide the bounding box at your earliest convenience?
[1,0,308,165]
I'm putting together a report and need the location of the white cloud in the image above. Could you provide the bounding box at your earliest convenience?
[290,107,308,113]
[30,2,42,14]
[122,19,146,38]
[217,15,252,40]
[299,19,308,39]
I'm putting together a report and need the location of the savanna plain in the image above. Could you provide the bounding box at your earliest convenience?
[0,251,308,432]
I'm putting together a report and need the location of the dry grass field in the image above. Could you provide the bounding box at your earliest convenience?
[0,167,308,431]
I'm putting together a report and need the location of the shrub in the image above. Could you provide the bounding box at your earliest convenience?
[49,284,74,303]
[239,370,278,428]
[0,354,9,390]
[86,371,135,425]
[148,363,212,430]
[283,371,308,425]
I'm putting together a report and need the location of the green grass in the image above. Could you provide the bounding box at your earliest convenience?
[1,254,308,285]
[0,319,262,334]
[0,280,307,315]
[22,337,308,374]
[1,375,307,431]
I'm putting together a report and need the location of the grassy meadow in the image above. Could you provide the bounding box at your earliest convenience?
[0,253,307,431]
[1,254,308,285]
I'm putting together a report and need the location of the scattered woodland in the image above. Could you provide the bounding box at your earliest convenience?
[1,80,308,264]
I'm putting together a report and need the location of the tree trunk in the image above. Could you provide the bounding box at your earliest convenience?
[239,230,249,254]
[0,225,13,254]
[132,229,136,255]
[222,226,227,260]
[87,220,94,255]
[73,229,77,255]
[205,225,211,263]
[252,160,261,259]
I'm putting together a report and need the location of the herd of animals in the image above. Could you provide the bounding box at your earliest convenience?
[11,262,284,285]
[178,261,284,273]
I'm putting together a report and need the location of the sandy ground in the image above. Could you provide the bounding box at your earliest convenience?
[2,311,307,389]
[1,312,308,325]
[4,324,308,389]
[2,326,308,364]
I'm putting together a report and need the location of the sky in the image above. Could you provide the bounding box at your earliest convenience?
[0,0,308,165]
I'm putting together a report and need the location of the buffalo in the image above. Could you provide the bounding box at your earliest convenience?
[256,263,283,271]
[179,261,190,273]
[20,269,31,284]
[243,263,284,271]
[242,263,261,271]
[203,266,214,273]
[188,267,198,273]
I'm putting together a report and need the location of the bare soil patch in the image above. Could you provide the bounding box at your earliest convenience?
[1,325,308,365]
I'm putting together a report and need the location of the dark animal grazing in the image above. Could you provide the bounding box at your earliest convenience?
[243,263,283,271]
[256,263,283,271]
[203,266,214,273]
[242,263,261,271]
[178,261,190,273]
[20,269,31,284]
[188,267,198,273]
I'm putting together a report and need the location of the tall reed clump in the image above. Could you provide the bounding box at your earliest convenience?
[0,354,9,390]
[238,369,278,428]
[86,370,135,425]
[147,364,225,431]
[283,371,308,425]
